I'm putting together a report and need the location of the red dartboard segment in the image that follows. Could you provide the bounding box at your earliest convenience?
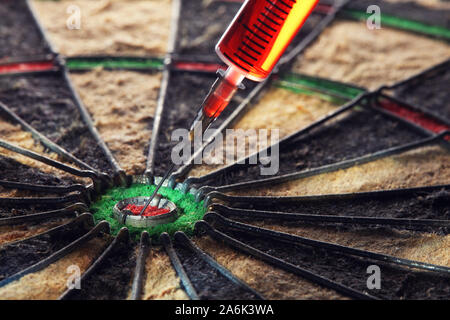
[379,99,450,139]
[124,204,170,217]
[215,0,245,3]
[173,61,226,73]
[313,3,333,14]
[0,61,55,74]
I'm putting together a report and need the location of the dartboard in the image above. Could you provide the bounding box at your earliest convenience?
[0,0,449,300]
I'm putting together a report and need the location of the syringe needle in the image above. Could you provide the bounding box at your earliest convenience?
[139,162,175,216]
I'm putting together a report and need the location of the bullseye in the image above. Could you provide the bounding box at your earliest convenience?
[113,195,178,228]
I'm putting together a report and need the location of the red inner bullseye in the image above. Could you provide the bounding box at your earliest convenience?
[124,204,170,217]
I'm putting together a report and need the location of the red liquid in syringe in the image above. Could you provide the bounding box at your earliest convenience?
[216,0,320,81]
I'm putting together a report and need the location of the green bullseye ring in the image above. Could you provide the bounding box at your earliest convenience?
[89,183,207,241]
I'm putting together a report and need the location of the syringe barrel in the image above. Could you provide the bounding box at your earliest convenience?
[216,0,319,81]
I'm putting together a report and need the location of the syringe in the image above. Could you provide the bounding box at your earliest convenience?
[141,0,320,216]
[189,0,320,137]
